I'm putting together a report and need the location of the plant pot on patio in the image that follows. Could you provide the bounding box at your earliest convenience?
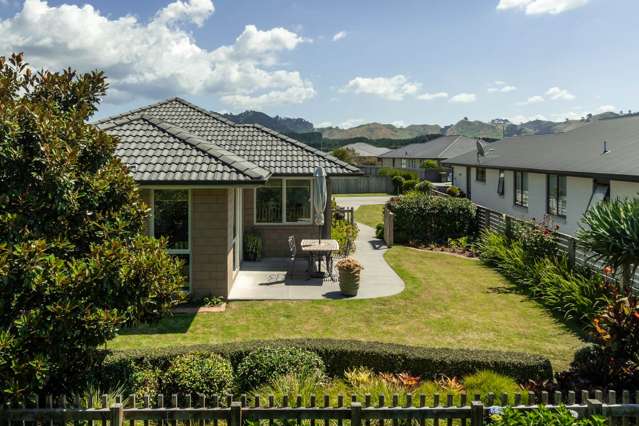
[336,257,363,297]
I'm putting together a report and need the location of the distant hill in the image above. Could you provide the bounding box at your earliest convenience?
[223,110,314,134]
[221,109,625,151]
[319,123,442,140]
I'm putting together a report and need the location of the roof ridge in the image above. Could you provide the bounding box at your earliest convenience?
[92,97,183,125]
[438,135,466,159]
[97,113,271,181]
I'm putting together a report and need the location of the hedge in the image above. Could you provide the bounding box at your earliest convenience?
[387,193,477,244]
[97,339,552,388]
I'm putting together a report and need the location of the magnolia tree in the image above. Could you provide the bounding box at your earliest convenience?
[0,54,185,401]
[578,197,639,291]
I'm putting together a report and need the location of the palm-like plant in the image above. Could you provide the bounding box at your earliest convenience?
[578,198,639,290]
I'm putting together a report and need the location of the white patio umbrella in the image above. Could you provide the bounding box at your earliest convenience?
[312,166,327,242]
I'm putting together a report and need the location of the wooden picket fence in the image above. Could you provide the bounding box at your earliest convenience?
[3,391,639,425]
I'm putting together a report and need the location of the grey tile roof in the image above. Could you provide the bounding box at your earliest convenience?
[96,97,360,178]
[380,135,481,160]
[98,115,271,184]
[342,142,390,157]
[442,114,639,180]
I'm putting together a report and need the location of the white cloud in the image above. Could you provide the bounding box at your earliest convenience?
[339,118,366,129]
[488,85,517,93]
[507,114,547,124]
[496,0,588,15]
[341,75,421,101]
[545,86,575,100]
[598,105,617,113]
[332,30,347,42]
[449,93,477,103]
[391,120,407,128]
[315,121,333,128]
[553,111,583,121]
[518,95,545,105]
[0,0,315,108]
[417,91,448,100]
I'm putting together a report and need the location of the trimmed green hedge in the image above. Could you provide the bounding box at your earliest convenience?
[387,193,477,244]
[97,339,552,389]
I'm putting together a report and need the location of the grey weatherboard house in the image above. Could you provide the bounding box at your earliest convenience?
[95,97,360,298]
[443,114,639,235]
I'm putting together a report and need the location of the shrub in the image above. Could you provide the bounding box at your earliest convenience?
[513,222,559,263]
[391,175,405,194]
[375,223,384,239]
[402,179,418,193]
[477,230,610,325]
[130,366,161,400]
[387,192,477,244]
[163,353,234,398]
[462,370,520,399]
[415,180,433,193]
[489,405,605,426]
[379,167,418,180]
[0,53,185,402]
[332,220,359,255]
[99,340,552,388]
[235,347,325,391]
[446,185,462,197]
[243,231,263,261]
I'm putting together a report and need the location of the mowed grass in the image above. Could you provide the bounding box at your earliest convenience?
[110,247,584,371]
[354,204,385,228]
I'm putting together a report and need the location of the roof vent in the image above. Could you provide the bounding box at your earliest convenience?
[602,140,611,155]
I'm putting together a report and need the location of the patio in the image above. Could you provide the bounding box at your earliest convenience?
[228,223,405,300]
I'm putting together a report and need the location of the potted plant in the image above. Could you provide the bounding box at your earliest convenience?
[336,257,364,296]
[243,231,262,261]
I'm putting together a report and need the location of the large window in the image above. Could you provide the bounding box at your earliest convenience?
[256,178,312,224]
[475,167,486,182]
[152,189,190,290]
[514,171,528,207]
[547,174,567,217]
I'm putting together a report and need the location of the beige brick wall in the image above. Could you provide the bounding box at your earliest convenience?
[243,180,332,258]
[191,188,232,298]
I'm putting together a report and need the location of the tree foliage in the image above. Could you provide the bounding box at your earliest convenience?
[330,147,358,164]
[578,198,639,290]
[0,53,185,401]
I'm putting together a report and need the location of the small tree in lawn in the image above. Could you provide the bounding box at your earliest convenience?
[0,53,185,402]
[578,197,639,291]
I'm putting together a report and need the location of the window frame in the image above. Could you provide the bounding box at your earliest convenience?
[513,170,529,208]
[475,167,486,183]
[149,188,192,292]
[254,177,314,225]
[547,174,567,217]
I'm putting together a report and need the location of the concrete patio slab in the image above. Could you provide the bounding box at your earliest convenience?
[228,222,404,300]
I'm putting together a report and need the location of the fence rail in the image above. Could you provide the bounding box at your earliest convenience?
[4,391,639,425]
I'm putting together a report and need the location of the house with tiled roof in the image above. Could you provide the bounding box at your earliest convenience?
[95,98,360,297]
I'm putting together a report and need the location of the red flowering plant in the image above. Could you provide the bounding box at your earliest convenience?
[513,221,559,264]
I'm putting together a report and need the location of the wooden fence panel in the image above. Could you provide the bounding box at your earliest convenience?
[331,177,393,194]
[5,394,639,425]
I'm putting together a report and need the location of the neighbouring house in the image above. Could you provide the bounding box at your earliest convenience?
[379,135,482,181]
[442,114,639,236]
[341,142,390,165]
[95,97,360,297]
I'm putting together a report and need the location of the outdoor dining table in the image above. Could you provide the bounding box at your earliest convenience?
[300,239,340,279]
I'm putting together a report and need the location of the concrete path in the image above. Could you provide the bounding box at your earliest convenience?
[334,195,393,208]
[228,219,404,300]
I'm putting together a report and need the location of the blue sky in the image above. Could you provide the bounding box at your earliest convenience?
[0,0,636,127]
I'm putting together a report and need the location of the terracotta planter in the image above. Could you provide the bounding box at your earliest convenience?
[338,268,361,296]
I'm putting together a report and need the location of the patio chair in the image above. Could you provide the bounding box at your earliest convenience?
[287,235,301,277]
[328,238,352,281]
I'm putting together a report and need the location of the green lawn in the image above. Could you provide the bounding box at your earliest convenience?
[110,247,584,371]
[334,193,390,197]
[354,204,385,228]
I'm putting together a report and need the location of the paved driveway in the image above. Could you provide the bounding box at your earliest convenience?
[335,195,392,208]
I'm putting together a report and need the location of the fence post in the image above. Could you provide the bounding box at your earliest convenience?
[110,403,124,426]
[567,238,577,268]
[504,215,512,241]
[351,402,362,426]
[470,401,484,426]
[231,401,242,426]
[586,399,603,418]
